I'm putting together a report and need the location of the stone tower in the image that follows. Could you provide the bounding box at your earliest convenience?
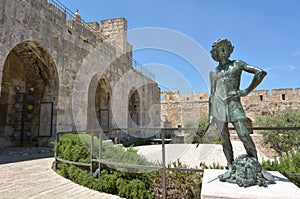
[100,18,132,57]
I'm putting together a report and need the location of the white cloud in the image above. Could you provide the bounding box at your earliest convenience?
[287,64,297,72]
[268,64,297,72]
[292,50,300,57]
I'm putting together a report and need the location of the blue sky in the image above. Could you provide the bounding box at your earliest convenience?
[59,0,300,94]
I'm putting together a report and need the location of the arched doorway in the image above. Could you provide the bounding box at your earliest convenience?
[95,76,112,131]
[128,88,140,128]
[246,117,254,134]
[0,41,58,147]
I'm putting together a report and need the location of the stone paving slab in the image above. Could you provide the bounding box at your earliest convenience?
[201,169,300,199]
[0,157,121,199]
[135,141,268,167]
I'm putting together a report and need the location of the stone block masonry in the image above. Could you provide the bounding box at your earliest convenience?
[161,88,300,127]
[0,0,160,147]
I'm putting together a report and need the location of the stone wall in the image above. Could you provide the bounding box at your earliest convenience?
[0,0,160,147]
[161,88,300,127]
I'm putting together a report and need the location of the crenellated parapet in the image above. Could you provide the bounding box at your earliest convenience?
[161,91,180,102]
[242,88,300,104]
[162,88,300,104]
[161,88,300,127]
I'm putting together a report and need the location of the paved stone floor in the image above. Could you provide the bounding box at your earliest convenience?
[135,141,269,167]
[0,142,269,198]
[0,148,121,199]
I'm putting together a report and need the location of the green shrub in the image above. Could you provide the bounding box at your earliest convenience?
[53,133,155,199]
[199,162,226,170]
[151,160,203,199]
[54,134,90,163]
[54,134,233,198]
[99,170,121,194]
[131,139,149,146]
[255,108,300,155]
[117,178,153,199]
[192,118,221,144]
[57,158,228,198]
[184,119,200,143]
[262,150,300,187]
[54,133,151,166]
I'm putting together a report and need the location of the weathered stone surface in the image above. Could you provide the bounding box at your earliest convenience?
[201,169,300,199]
[0,0,160,147]
[0,156,122,198]
[161,89,300,127]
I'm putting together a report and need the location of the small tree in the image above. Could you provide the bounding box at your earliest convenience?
[184,119,199,143]
[184,118,220,144]
[255,108,300,156]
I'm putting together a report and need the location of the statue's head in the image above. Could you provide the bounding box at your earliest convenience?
[210,38,234,62]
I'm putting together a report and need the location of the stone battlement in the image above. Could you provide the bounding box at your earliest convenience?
[161,88,300,127]
[161,88,300,103]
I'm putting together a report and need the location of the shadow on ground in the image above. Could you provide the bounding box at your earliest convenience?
[0,147,54,164]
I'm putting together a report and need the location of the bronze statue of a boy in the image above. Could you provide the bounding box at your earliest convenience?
[208,38,272,184]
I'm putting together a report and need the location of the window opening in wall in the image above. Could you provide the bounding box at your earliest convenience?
[259,95,263,101]
[282,94,286,100]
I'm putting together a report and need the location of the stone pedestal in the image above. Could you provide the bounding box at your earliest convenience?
[201,169,300,199]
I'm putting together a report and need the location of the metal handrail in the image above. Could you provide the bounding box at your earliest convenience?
[93,159,163,171]
[56,157,90,167]
[55,126,300,135]
[54,127,300,199]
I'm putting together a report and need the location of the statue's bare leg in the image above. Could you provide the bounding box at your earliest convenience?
[217,121,234,181]
[233,120,258,159]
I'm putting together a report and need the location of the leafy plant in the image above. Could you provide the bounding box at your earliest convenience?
[54,134,234,198]
[199,162,226,170]
[1,82,10,91]
[184,119,200,143]
[54,133,152,166]
[54,134,90,163]
[189,118,221,144]
[151,160,202,199]
[262,150,300,187]
[255,108,300,155]
[53,133,155,198]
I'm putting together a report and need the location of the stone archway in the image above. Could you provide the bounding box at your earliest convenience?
[0,41,58,147]
[87,74,112,132]
[95,75,112,131]
[128,88,140,128]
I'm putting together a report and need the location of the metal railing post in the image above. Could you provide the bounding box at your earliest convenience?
[90,131,94,175]
[54,132,59,170]
[99,129,103,179]
[162,129,166,199]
